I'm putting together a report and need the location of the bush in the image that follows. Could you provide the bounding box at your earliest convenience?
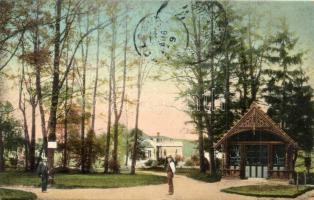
[145,159,154,167]
[108,159,120,173]
[184,159,194,166]
[9,157,18,167]
[190,155,200,166]
[175,155,183,162]
[157,158,166,167]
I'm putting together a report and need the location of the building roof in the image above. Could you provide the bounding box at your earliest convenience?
[214,102,297,149]
[156,141,183,147]
[142,140,154,148]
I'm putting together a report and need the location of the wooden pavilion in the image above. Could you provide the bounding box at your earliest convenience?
[215,102,297,179]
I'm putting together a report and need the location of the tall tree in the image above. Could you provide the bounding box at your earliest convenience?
[263,20,303,128]
[18,59,30,171]
[130,53,143,175]
[77,6,91,173]
[47,0,114,173]
[111,4,128,174]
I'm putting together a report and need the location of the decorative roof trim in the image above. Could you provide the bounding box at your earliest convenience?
[214,102,297,149]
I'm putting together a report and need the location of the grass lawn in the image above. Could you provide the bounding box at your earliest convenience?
[0,188,37,200]
[221,185,314,198]
[140,167,221,183]
[0,172,167,189]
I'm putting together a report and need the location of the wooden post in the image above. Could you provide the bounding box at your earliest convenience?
[268,144,273,178]
[240,144,245,179]
[296,172,299,190]
[285,145,289,170]
[225,142,229,170]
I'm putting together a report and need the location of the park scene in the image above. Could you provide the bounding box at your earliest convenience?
[0,0,314,199]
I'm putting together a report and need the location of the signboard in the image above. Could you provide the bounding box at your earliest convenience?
[48,141,57,149]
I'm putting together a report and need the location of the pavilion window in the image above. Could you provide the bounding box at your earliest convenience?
[229,145,240,168]
[273,145,285,170]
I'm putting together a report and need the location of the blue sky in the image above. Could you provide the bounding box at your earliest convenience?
[3,1,314,140]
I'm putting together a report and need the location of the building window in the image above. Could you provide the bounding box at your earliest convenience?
[273,145,285,167]
[164,149,167,157]
[229,145,240,166]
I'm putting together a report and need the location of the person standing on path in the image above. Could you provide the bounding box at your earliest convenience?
[37,157,49,193]
[166,156,176,195]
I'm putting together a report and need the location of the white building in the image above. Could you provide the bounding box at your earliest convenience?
[143,133,183,160]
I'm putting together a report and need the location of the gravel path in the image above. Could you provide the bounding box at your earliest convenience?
[3,172,314,200]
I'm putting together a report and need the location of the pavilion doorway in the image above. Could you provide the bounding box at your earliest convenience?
[245,145,268,178]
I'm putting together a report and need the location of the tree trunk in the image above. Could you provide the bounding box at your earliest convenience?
[111,11,128,173]
[29,104,36,171]
[191,8,206,174]
[196,80,207,174]
[104,55,113,174]
[0,129,4,172]
[131,55,142,175]
[80,57,86,173]
[34,2,48,163]
[47,0,62,178]
[225,49,231,130]
[21,110,30,171]
[79,11,90,173]
[91,8,100,132]
[207,5,217,175]
[112,119,119,171]
[63,77,68,169]
[19,59,30,171]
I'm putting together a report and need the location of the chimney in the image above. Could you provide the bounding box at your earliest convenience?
[157,132,160,142]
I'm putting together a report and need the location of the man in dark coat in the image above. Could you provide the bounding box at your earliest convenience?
[37,157,49,192]
[166,156,175,195]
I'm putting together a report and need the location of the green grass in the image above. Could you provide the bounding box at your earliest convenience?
[0,188,37,200]
[0,172,167,189]
[222,185,314,198]
[140,167,221,183]
[295,150,314,173]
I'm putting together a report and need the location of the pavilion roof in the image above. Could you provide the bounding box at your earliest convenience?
[214,102,297,149]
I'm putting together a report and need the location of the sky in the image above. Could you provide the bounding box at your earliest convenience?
[2,1,314,141]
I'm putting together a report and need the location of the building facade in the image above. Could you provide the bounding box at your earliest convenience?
[215,102,297,179]
[143,133,183,160]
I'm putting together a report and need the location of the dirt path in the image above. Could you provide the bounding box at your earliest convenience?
[3,172,314,200]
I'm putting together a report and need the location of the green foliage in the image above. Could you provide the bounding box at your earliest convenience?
[144,159,153,167]
[0,101,24,167]
[108,159,120,173]
[0,188,37,200]
[184,159,194,167]
[128,128,146,160]
[263,21,313,152]
[222,185,313,198]
[295,151,314,173]
[84,129,96,172]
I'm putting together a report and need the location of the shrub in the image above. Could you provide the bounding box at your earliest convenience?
[184,159,194,166]
[157,158,166,167]
[9,157,18,167]
[191,155,200,166]
[145,159,154,167]
[175,155,183,162]
[108,159,120,173]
